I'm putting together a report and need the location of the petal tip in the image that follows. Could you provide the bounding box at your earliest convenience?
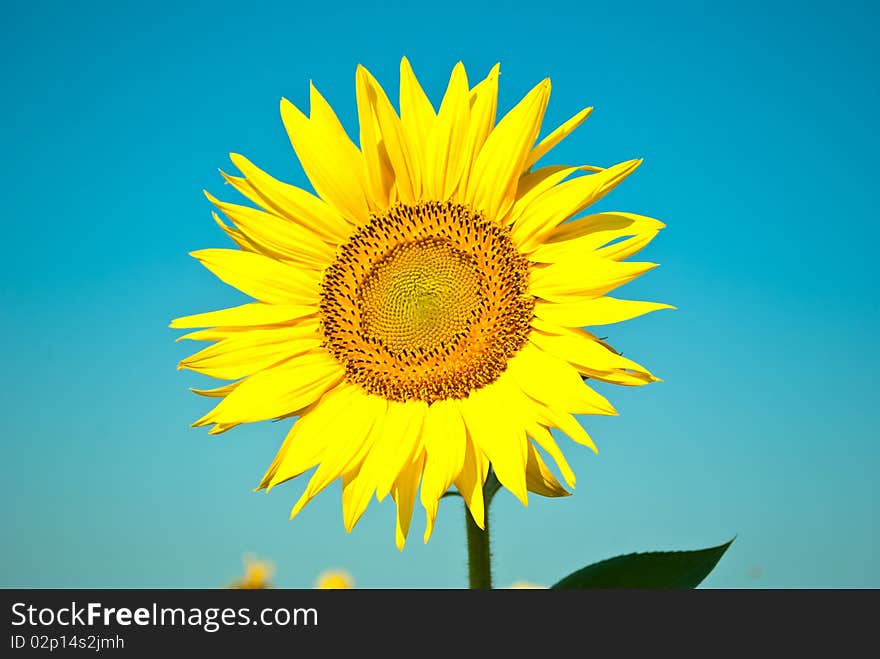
[228,152,247,168]
[279,97,297,116]
[202,189,223,207]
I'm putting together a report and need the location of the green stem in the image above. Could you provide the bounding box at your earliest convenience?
[465,503,492,589]
[465,470,500,589]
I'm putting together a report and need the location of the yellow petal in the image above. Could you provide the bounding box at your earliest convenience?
[204,191,335,268]
[465,79,550,221]
[516,165,575,199]
[509,166,580,215]
[170,302,316,329]
[511,159,642,252]
[289,390,384,521]
[532,212,665,263]
[355,68,395,209]
[392,450,425,550]
[357,401,427,502]
[357,65,419,204]
[524,106,593,170]
[175,320,318,342]
[175,326,268,342]
[399,57,435,146]
[207,422,239,435]
[422,501,439,545]
[422,499,439,545]
[280,91,370,223]
[534,296,675,327]
[190,248,320,305]
[537,405,598,453]
[530,256,658,302]
[456,370,577,491]
[529,323,657,386]
[260,383,356,490]
[503,165,603,226]
[341,467,366,532]
[525,422,576,488]
[194,349,344,427]
[422,62,470,201]
[191,381,241,398]
[525,441,571,497]
[463,63,500,178]
[303,388,385,497]
[453,437,489,529]
[506,343,617,416]
[528,323,654,377]
[591,370,657,387]
[475,372,577,489]
[419,399,467,543]
[218,171,266,211]
[340,408,388,531]
[227,153,354,243]
[178,323,322,380]
[458,380,528,506]
[398,57,435,194]
[211,210,257,253]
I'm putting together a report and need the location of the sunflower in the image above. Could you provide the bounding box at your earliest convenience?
[172,59,671,549]
[315,570,355,589]
[229,555,274,589]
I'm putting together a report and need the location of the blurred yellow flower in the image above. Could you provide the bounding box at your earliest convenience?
[315,570,355,589]
[174,58,669,549]
[509,581,545,589]
[229,555,275,589]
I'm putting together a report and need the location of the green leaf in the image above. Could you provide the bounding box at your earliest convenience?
[551,537,735,589]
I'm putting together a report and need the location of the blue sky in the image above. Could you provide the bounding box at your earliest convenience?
[1,0,877,588]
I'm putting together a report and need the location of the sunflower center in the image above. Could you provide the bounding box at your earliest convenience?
[359,239,481,354]
[320,201,534,403]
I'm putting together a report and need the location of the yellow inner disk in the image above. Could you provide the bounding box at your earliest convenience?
[360,239,481,354]
[320,201,534,403]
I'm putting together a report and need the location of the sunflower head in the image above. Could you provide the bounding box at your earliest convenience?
[315,570,355,589]
[229,555,274,589]
[173,59,672,549]
[320,200,535,403]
